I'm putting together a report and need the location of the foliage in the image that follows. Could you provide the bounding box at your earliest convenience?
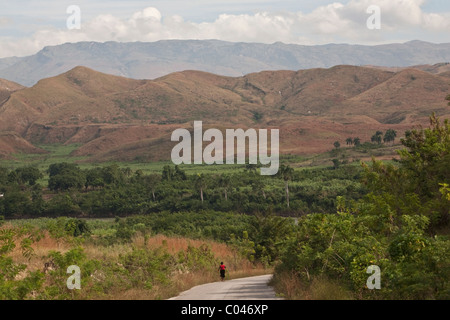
[0,226,44,299]
[362,114,450,229]
[48,163,86,191]
[1,160,367,218]
[274,114,450,300]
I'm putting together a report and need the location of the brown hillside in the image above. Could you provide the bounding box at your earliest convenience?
[0,132,47,158]
[365,63,450,75]
[0,78,25,106]
[344,69,450,124]
[0,66,449,161]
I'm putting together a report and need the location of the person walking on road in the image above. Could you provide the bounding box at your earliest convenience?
[219,262,226,281]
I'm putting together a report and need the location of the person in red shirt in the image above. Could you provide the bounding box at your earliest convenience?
[219,262,226,281]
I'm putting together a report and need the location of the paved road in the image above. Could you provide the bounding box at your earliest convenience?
[169,274,282,300]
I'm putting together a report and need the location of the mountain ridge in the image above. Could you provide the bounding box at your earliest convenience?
[1,40,450,87]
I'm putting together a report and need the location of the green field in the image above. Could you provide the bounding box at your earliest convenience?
[0,141,399,173]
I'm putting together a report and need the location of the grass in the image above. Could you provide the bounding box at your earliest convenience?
[3,219,270,300]
[0,139,401,173]
[1,142,397,173]
[270,271,354,300]
[0,143,260,175]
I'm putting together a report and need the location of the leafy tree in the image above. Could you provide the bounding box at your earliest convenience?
[48,163,86,191]
[346,138,353,146]
[102,164,125,185]
[332,159,341,170]
[0,187,31,217]
[48,163,80,177]
[333,141,341,149]
[48,172,86,191]
[10,167,42,186]
[85,167,105,190]
[362,114,450,229]
[30,184,46,215]
[143,174,161,201]
[353,137,361,146]
[46,193,82,216]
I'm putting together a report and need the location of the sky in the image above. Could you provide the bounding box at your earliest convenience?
[1,0,450,58]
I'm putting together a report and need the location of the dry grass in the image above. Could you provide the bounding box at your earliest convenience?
[4,228,269,300]
[92,234,269,300]
[271,271,353,300]
[5,230,71,274]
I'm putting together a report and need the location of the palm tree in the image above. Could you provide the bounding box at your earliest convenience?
[195,173,207,204]
[218,174,231,201]
[346,137,353,146]
[146,173,161,201]
[278,165,294,208]
[252,178,267,199]
[371,131,383,144]
[383,129,397,144]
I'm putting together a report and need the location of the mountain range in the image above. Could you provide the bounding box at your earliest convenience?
[0,64,449,161]
[1,40,450,87]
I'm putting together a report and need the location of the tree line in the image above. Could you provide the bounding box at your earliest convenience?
[0,161,365,218]
[334,129,398,149]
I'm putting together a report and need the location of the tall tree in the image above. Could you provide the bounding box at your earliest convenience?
[278,165,294,208]
[371,131,383,144]
[218,174,231,201]
[252,178,267,199]
[384,129,397,144]
[195,174,207,204]
[145,174,161,201]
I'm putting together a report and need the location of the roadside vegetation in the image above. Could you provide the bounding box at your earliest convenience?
[272,114,450,300]
[0,214,270,300]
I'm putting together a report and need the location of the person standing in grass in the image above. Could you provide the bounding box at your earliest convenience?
[219,262,226,281]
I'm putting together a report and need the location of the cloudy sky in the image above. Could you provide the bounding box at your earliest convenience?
[1,0,450,58]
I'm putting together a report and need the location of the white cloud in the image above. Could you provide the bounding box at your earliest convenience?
[0,0,449,58]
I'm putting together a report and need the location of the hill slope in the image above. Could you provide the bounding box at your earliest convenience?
[0,65,449,161]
